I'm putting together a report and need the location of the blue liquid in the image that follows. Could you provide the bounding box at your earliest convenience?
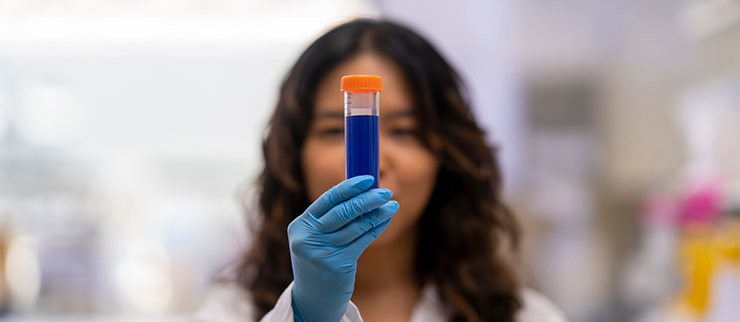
[345,115,379,188]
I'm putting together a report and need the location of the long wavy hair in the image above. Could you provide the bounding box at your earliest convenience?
[235,18,522,322]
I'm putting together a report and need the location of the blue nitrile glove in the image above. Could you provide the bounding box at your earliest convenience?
[289,175,399,322]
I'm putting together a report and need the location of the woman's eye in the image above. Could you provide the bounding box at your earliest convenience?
[392,128,417,136]
[319,128,343,136]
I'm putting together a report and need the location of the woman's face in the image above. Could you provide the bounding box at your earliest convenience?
[301,52,439,247]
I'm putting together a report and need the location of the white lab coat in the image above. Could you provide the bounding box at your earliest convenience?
[192,280,568,322]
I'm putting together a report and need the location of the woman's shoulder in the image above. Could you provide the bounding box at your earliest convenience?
[191,282,256,322]
[516,287,568,322]
[418,283,568,322]
[191,282,568,322]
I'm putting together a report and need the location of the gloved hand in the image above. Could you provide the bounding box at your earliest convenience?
[289,175,399,322]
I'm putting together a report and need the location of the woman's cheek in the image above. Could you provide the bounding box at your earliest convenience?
[395,143,439,205]
[302,139,346,202]
[399,148,438,206]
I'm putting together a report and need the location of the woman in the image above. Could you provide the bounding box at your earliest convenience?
[194,18,566,322]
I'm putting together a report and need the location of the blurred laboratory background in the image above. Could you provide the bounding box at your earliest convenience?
[1,0,739,321]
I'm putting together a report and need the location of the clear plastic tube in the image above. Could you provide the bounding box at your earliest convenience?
[342,75,381,188]
[345,91,379,188]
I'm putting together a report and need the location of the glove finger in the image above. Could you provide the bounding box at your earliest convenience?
[305,175,374,220]
[316,188,392,233]
[325,201,398,246]
[345,212,395,259]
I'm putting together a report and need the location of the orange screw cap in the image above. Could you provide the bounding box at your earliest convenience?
[340,75,382,92]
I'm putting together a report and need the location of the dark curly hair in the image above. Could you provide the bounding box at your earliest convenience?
[235,18,522,322]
